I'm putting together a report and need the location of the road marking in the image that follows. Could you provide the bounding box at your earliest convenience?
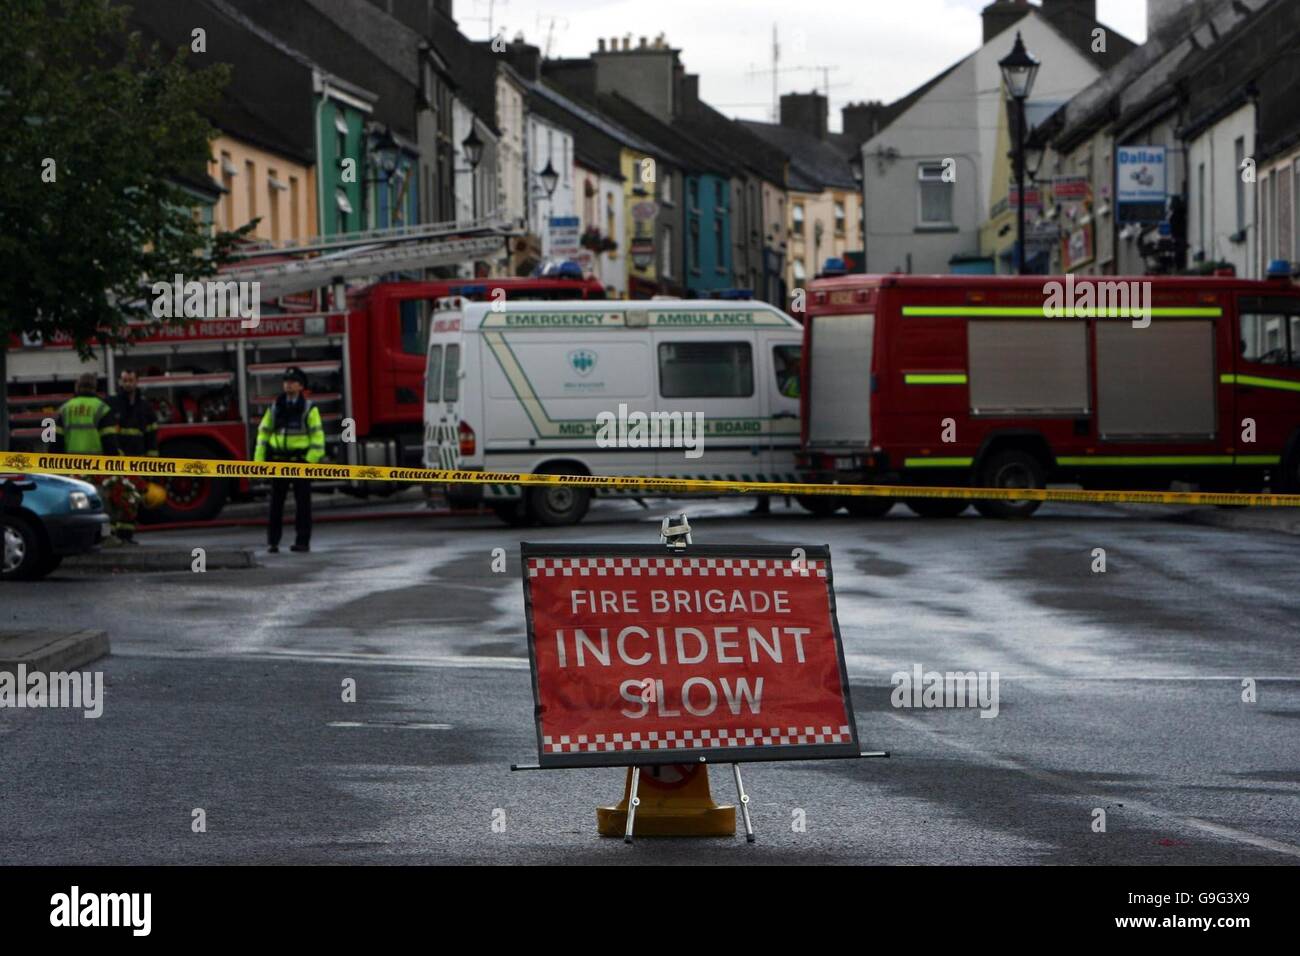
[113,648,530,670]
[327,721,453,730]
[888,712,1300,860]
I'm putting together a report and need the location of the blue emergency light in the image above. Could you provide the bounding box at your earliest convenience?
[1266,259,1292,279]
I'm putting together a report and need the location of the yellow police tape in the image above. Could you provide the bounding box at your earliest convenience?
[5,450,1300,508]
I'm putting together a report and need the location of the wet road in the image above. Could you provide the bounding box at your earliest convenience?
[2,498,1297,863]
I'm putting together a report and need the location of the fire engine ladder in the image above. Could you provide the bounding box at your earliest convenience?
[221,214,515,300]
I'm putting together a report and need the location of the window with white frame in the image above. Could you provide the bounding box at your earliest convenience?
[918,162,953,226]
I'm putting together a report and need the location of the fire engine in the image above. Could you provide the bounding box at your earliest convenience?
[798,268,1300,518]
[5,272,604,522]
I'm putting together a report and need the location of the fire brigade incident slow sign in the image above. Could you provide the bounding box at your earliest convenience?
[521,544,860,768]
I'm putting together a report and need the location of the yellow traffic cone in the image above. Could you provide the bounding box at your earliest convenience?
[597,763,735,837]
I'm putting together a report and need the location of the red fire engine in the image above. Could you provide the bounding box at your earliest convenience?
[5,275,604,521]
[798,270,1300,518]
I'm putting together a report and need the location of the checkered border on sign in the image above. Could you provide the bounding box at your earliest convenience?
[541,725,852,753]
[527,557,826,578]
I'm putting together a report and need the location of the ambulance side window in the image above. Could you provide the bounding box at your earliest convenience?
[658,342,753,398]
[773,344,801,399]
[425,345,443,403]
[443,344,461,402]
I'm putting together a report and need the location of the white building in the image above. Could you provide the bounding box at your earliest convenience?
[859,2,1122,274]
[527,113,577,260]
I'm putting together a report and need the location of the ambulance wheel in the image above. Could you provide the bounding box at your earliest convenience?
[796,495,843,517]
[973,449,1044,519]
[491,501,533,527]
[905,497,969,518]
[845,496,894,518]
[529,485,591,526]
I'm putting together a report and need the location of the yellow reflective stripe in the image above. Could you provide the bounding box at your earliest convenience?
[1235,455,1282,465]
[904,457,973,467]
[905,373,968,385]
[1220,372,1300,392]
[1057,455,1233,466]
[901,306,1223,317]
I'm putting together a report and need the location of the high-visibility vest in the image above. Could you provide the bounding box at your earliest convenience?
[255,397,326,463]
[56,395,113,454]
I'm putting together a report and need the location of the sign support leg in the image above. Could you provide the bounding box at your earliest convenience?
[732,763,755,843]
[624,766,642,844]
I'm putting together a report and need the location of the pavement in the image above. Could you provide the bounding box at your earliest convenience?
[1,495,1298,864]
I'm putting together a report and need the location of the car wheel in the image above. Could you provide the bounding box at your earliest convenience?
[973,449,1045,519]
[528,483,591,526]
[1,513,49,581]
[905,496,970,518]
[845,496,894,518]
[796,495,843,517]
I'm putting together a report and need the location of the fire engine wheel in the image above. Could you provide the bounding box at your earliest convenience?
[844,496,894,518]
[973,449,1045,519]
[1282,446,1300,494]
[795,495,843,517]
[144,441,230,524]
[905,496,970,518]
[529,484,591,526]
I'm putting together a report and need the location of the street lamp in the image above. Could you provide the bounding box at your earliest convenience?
[538,159,559,199]
[1000,31,1040,275]
[461,127,484,220]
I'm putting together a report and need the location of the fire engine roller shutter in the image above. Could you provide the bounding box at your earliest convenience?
[1096,321,1216,439]
[809,313,873,445]
[967,320,1089,414]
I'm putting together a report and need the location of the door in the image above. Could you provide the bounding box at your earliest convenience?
[423,321,463,469]
[1230,295,1300,465]
[764,337,802,481]
[652,331,760,481]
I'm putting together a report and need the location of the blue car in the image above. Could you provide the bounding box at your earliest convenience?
[1,473,109,580]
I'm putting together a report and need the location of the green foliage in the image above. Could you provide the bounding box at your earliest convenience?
[0,0,254,355]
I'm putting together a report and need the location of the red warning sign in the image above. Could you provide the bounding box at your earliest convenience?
[521,544,859,768]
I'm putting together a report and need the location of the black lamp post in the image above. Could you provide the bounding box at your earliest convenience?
[999,32,1040,275]
[461,127,484,220]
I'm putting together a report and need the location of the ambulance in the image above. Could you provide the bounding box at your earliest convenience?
[423,299,804,525]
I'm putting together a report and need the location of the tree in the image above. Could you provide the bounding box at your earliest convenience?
[0,0,254,449]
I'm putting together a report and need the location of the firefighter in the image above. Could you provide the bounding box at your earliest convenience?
[255,367,325,553]
[55,373,113,455]
[101,368,159,544]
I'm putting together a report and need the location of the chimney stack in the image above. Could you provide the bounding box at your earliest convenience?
[597,38,605,52]
[780,91,829,141]
[981,0,1032,44]
[841,101,888,145]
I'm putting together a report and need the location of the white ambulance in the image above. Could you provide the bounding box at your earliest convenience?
[422,298,804,525]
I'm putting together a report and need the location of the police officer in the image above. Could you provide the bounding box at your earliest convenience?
[55,373,113,454]
[102,368,160,543]
[255,367,325,553]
